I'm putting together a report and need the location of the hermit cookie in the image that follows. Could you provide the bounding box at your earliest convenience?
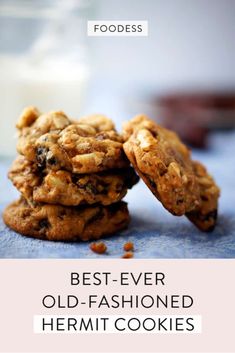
[9,156,139,206]
[123,115,201,216]
[17,107,70,162]
[123,115,220,231]
[17,107,129,174]
[186,161,220,232]
[3,198,130,241]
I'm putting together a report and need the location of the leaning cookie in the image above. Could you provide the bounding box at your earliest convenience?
[186,161,220,232]
[123,115,201,216]
[9,156,139,206]
[122,114,220,231]
[17,107,129,174]
[3,198,130,241]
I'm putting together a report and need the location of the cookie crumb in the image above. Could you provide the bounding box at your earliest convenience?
[90,242,107,254]
[123,241,134,252]
[122,251,133,259]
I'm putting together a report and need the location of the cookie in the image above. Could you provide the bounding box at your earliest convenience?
[122,115,220,231]
[186,161,220,231]
[123,115,201,216]
[17,107,129,174]
[17,107,70,162]
[3,198,130,241]
[9,156,139,206]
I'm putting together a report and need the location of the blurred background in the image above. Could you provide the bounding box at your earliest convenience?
[0,0,235,155]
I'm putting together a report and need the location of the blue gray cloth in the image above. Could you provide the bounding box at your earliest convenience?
[0,131,235,258]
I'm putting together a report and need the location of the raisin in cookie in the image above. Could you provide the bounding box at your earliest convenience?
[3,198,130,241]
[9,156,139,206]
[17,107,129,173]
[123,115,201,216]
[186,161,220,231]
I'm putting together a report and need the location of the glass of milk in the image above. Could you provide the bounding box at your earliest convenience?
[0,0,91,157]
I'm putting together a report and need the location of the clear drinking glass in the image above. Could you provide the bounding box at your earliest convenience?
[0,0,91,156]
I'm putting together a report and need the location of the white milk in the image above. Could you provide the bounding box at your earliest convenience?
[0,55,89,157]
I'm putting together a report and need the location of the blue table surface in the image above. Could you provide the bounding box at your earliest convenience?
[0,131,235,259]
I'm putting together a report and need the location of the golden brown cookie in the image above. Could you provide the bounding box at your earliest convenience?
[17,107,129,174]
[122,115,220,231]
[3,198,130,241]
[186,161,220,231]
[123,115,201,216]
[17,107,70,162]
[9,156,139,206]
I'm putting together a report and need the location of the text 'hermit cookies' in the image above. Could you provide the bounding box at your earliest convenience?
[34,271,202,334]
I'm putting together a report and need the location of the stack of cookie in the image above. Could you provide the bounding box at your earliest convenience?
[4,109,220,240]
[3,107,139,241]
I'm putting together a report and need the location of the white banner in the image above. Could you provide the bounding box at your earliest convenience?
[87,21,148,36]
